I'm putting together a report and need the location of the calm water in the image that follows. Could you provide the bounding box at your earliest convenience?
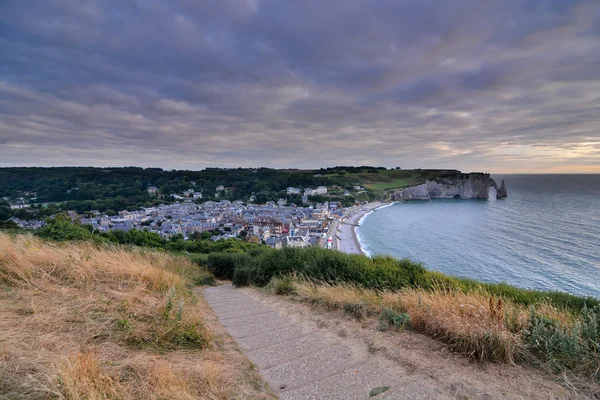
[358,175,600,298]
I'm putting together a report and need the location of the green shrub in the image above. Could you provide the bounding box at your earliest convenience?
[188,253,209,266]
[232,265,250,287]
[343,302,369,320]
[268,275,296,295]
[206,252,251,280]
[378,309,411,331]
[219,247,428,290]
[36,216,98,242]
[192,272,216,286]
[524,306,599,379]
[115,319,131,331]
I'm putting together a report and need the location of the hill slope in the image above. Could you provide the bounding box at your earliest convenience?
[0,233,273,400]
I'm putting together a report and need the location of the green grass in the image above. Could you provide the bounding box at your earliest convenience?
[364,176,419,190]
[267,275,297,295]
[207,247,599,315]
[525,306,599,376]
[423,271,599,315]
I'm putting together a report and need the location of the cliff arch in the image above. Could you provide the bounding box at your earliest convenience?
[490,178,508,199]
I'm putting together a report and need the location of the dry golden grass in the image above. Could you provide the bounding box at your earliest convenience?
[292,280,575,364]
[0,233,273,400]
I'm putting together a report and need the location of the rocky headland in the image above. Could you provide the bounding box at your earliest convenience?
[390,172,507,201]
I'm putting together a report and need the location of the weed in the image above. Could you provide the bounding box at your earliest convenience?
[343,302,368,320]
[164,285,176,320]
[525,306,599,380]
[378,308,411,331]
[176,299,184,322]
[369,386,390,397]
[193,272,216,286]
[116,319,131,331]
[268,275,296,295]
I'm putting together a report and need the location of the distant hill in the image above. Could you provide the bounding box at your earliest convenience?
[0,166,461,220]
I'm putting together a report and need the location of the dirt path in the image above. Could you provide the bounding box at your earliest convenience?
[204,284,586,400]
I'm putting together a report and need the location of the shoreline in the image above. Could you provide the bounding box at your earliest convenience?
[336,201,390,256]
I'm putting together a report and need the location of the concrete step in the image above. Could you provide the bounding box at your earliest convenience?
[220,311,279,328]
[245,331,333,369]
[227,316,292,338]
[262,344,368,393]
[203,284,415,400]
[280,359,402,400]
[236,323,313,351]
[217,306,276,321]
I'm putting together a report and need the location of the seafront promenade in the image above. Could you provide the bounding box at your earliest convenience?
[333,202,383,255]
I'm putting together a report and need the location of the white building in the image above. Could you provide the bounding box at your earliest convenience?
[285,236,309,248]
[315,186,328,195]
[286,187,302,195]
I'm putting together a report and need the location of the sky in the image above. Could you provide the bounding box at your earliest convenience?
[1,0,599,173]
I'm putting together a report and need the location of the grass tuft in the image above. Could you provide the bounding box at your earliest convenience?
[267,275,297,296]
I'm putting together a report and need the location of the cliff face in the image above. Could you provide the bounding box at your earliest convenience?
[390,173,507,200]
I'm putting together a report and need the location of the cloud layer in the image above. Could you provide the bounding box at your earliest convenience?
[1,0,599,172]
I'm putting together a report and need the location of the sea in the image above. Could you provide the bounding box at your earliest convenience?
[357,175,600,298]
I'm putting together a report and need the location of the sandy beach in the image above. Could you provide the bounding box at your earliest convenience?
[333,201,385,255]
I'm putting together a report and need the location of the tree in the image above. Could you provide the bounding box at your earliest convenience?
[37,216,96,242]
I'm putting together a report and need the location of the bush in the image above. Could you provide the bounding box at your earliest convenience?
[525,305,599,379]
[192,271,216,286]
[378,309,411,331]
[268,275,296,295]
[188,253,209,266]
[220,247,428,290]
[206,252,252,280]
[36,217,97,242]
[343,302,369,320]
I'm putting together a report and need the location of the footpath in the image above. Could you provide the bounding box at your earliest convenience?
[204,284,449,400]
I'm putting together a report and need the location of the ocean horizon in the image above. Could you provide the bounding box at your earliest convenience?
[357,174,600,298]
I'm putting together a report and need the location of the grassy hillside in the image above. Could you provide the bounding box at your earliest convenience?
[203,247,600,385]
[0,233,273,400]
[319,168,459,196]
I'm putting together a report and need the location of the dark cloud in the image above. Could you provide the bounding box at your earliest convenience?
[1,0,599,172]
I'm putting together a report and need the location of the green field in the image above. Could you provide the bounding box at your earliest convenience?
[322,169,432,194]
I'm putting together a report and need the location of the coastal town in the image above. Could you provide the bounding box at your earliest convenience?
[6,185,378,255]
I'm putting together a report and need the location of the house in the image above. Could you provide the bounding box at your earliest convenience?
[344,190,351,196]
[253,216,287,235]
[147,186,159,195]
[265,237,283,249]
[286,187,302,195]
[304,188,315,196]
[277,198,287,206]
[215,185,225,192]
[259,226,271,240]
[285,235,309,248]
[315,186,328,195]
[193,192,203,199]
